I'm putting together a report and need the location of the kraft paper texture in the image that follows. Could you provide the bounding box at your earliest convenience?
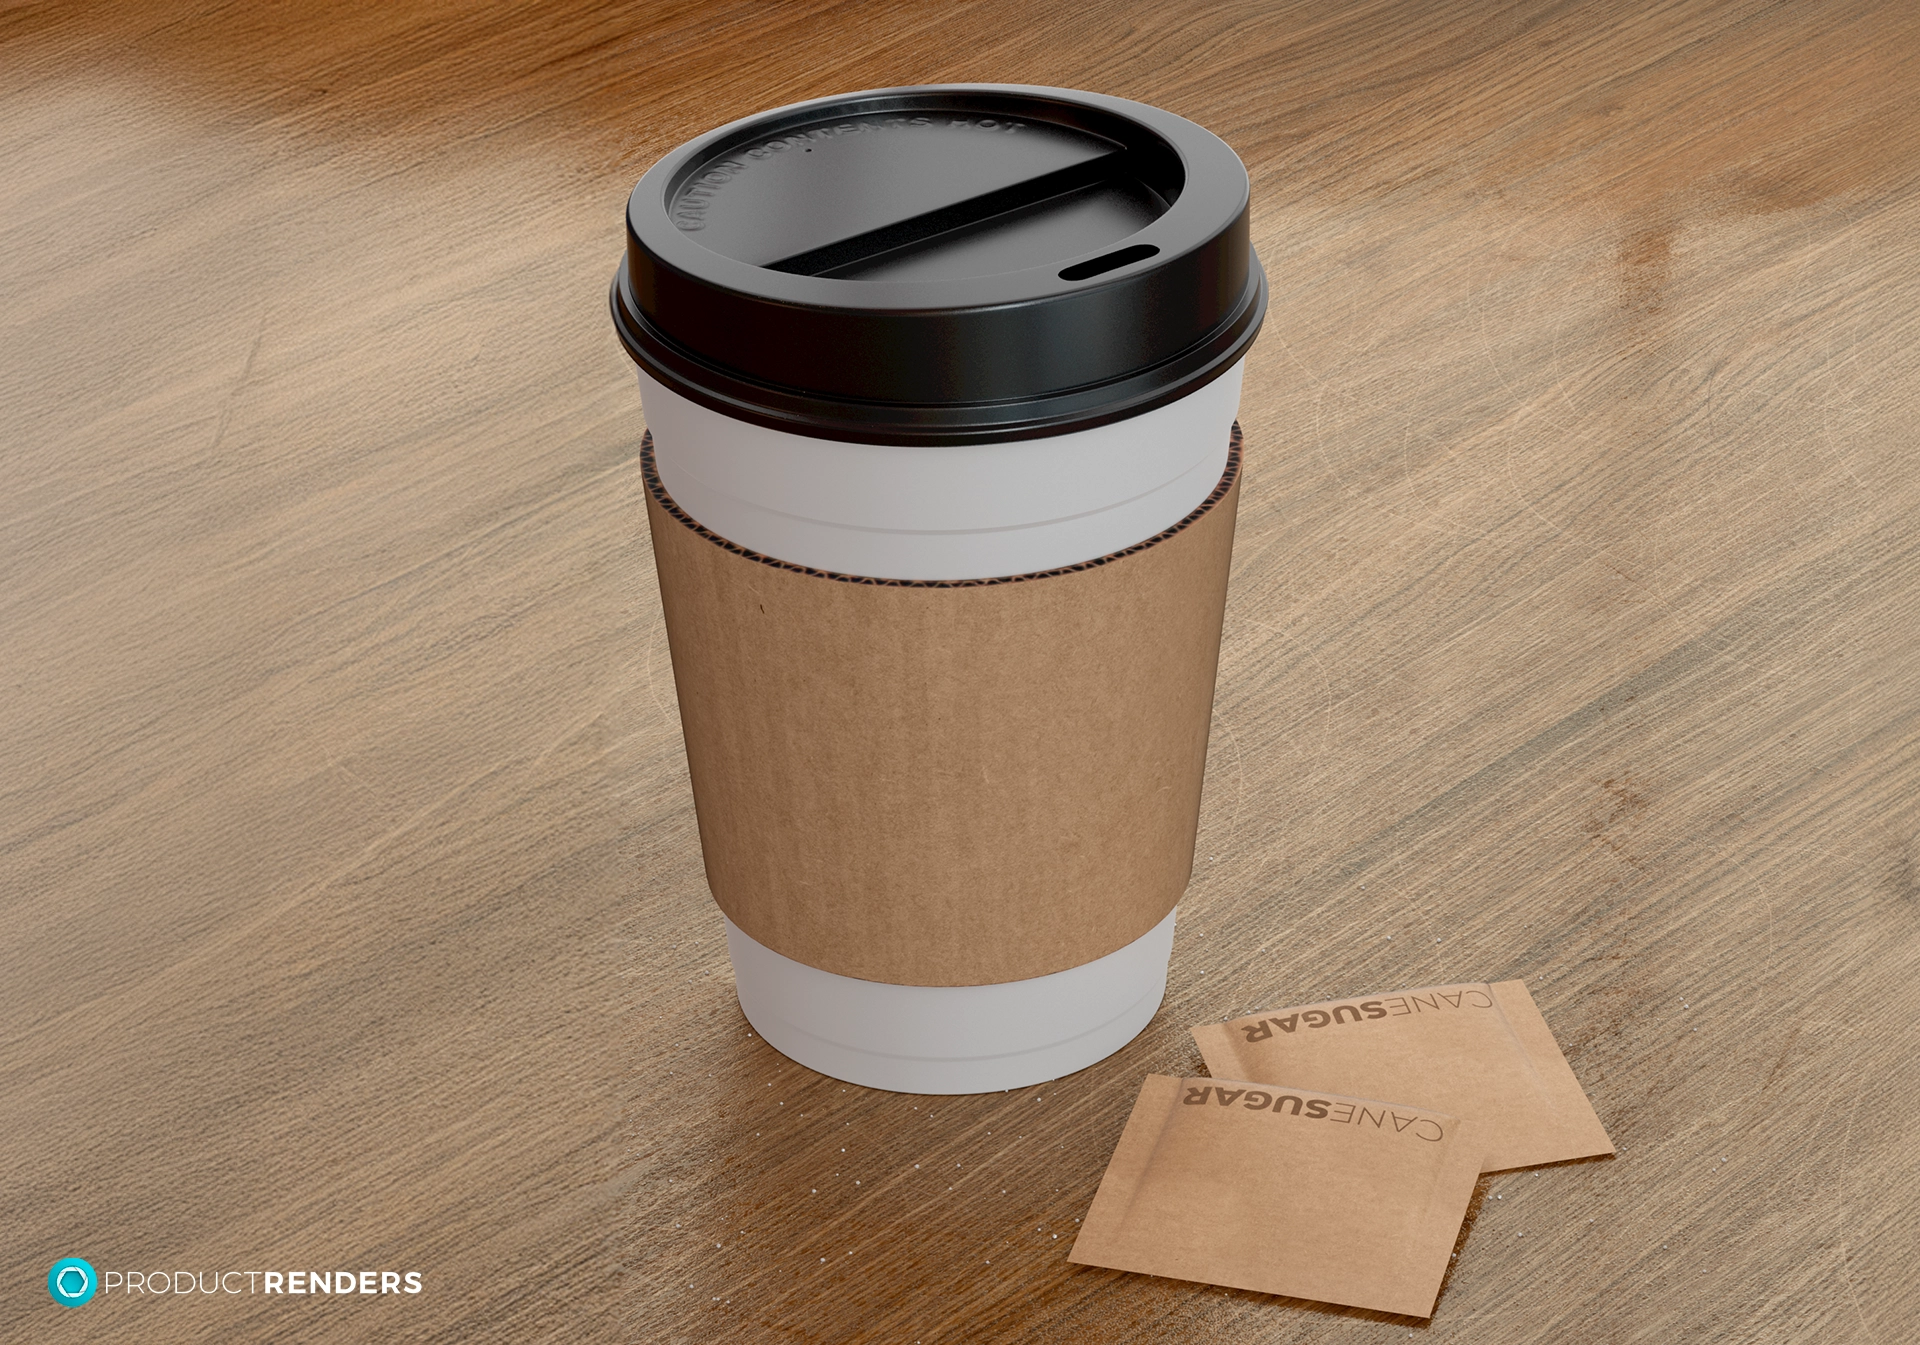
[1191,980,1613,1173]
[643,429,1241,987]
[1070,1074,1480,1318]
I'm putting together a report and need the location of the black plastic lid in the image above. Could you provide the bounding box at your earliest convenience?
[611,85,1265,445]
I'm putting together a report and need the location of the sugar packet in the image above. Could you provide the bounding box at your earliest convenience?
[1070,1074,1480,1318]
[1192,981,1612,1173]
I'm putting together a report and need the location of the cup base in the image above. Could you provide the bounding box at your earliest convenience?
[724,909,1176,1094]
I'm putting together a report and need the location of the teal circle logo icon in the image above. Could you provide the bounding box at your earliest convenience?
[48,1258,97,1307]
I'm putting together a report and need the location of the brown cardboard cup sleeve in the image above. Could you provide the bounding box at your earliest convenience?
[1069,1074,1480,1318]
[643,430,1241,988]
[1192,980,1613,1172]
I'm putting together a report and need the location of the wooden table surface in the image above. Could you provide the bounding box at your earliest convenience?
[5,2,1916,1341]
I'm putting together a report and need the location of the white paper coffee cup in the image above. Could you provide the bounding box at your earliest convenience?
[614,84,1265,1093]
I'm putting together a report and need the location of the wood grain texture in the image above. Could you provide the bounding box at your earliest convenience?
[2,1,1914,1342]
